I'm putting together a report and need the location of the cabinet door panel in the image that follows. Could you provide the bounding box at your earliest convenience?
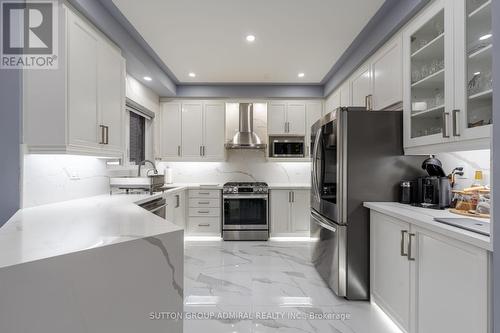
[412,226,488,333]
[203,102,225,159]
[98,41,124,153]
[68,15,99,148]
[181,103,203,158]
[290,190,310,234]
[270,190,290,235]
[268,103,287,135]
[160,103,182,159]
[372,37,402,110]
[340,81,351,107]
[370,212,411,333]
[326,91,340,114]
[287,103,306,135]
[350,65,372,108]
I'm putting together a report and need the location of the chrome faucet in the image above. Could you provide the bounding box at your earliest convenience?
[137,160,158,177]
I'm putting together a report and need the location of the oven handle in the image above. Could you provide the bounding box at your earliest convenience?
[223,194,268,199]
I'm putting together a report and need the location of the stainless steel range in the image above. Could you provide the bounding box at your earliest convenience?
[222,182,269,241]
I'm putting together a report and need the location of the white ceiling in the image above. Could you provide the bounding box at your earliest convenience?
[112,0,385,84]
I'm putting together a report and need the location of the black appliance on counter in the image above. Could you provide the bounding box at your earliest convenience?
[400,156,452,209]
[222,182,269,241]
[310,107,425,300]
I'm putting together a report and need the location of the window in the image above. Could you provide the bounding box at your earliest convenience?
[129,112,145,164]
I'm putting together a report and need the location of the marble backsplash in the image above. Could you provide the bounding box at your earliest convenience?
[156,150,311,185]
[22,155,110,208]
[21,149,490,208]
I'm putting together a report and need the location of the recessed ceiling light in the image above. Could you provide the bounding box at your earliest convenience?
[246,35,256,42]
[298,73,305,78]
[479,33,492,41]
[188,72,196,78]
[474,71,481,75]
[143,76,152,81]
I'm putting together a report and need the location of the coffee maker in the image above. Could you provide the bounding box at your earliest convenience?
[409,156,451,209]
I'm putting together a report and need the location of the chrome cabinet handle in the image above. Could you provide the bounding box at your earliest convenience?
[177,145,181,156]
[105,126,109,144]
[203,145,206,156]
[198,201,210,204]
[99,125,106,144]
[199,192,210,195]
[291,191,295,202]
[200,146,203,156]
[198,223,210,227]
[365,95,373,111]
[400,230,408,257]
[198,210,209,214]
[452,109,461,137]
[408,233,416,261]
[288,191,291,203]
[175,195,180,208]
[442,111,450,138]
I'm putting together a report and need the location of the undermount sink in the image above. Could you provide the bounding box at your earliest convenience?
[110,175,165,188]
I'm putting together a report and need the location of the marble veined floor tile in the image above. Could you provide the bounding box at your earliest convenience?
[183,240,402,333]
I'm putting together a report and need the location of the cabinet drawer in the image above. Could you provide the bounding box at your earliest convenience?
[187,217,221,235]
[189,207,221,217]
[188,189,221,198]
[188,198,220,208]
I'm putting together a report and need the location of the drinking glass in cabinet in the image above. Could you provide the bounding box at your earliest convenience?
[410,9,445,138]
[466,0,492,129]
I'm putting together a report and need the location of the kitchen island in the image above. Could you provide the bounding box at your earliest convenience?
[0,191,185,333]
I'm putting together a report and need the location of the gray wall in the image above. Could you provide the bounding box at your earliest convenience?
[175,84,324,99]
[492,0,499,331]
[0,67,21,226]
[323,0,430,97]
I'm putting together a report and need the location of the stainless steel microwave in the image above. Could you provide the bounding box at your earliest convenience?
[270,137,305,157]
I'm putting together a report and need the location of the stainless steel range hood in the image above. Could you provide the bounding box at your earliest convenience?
[225,103,267,149]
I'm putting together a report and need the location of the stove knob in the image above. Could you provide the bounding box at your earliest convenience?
[233,187,238,193]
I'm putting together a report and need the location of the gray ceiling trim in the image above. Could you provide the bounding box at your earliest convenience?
[67,0,177,96]
[322,0,431,97]
[176,85,324,99]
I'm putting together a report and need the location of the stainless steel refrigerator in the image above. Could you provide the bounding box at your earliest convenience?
[310,107,424,300]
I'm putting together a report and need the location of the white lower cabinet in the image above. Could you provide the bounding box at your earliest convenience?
[166,191,186,228]
[270,189,310,236]
[187,189,221,236]
[370,211,489,333]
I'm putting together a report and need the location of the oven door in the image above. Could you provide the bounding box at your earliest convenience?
[223,194,268,230]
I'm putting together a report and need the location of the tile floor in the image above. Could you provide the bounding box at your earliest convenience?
[183,240,402,333]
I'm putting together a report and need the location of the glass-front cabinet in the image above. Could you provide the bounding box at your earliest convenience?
[403,0,491,152]
[455,0,492,140]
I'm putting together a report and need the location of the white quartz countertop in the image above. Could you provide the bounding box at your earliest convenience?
[268,183,311,189]
[364,202,492,251]
[0,190,185,269]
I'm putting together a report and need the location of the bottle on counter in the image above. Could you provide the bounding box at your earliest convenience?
[164,166,173,184]
[471,170,483,188]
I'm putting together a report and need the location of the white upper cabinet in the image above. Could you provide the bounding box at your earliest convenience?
[403,0,491,154]
[159,100,225,161]
[160,102,182,159]
[268,102,306,135]
[181,102,204,158]
[267,102,287,135]
[67,14,100,150]
[350,64,373,109]
[340,81,351,107]
[325,90,341,114]
[203,102,226,159]
[453,0,492,142]
[23,4,125,157]
[372,35,403,110]
[98,40,125,154]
